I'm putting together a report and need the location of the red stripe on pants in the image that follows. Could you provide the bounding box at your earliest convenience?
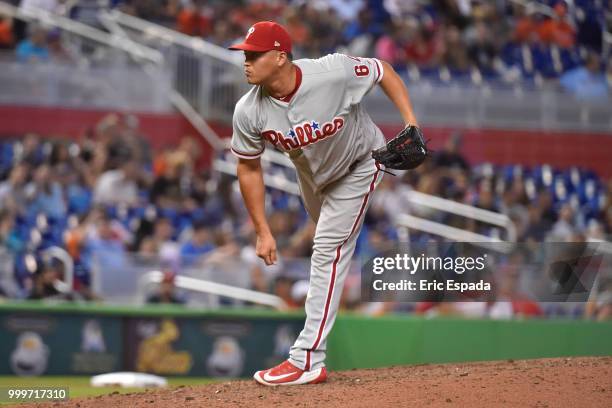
[305,167,380,371]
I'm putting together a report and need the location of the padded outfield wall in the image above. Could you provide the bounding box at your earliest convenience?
[0,302,610,378]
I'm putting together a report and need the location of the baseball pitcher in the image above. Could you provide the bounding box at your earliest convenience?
[228,21,426,386]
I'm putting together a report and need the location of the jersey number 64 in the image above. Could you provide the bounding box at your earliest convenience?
[354,65,370,77]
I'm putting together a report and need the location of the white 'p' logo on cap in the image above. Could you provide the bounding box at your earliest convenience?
[274,41,280,47]
[246,27,255,40]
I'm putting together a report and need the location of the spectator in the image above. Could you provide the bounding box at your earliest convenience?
[433,132,469,170]
[85,211,128,278]
[375,21,408,67]
[512,7,537,44]
[27,258,68,300]
[59,165,92,216]
[488,251,543,319]
[150,159,183,210]
[273,275,299,310]
[283,8,311,56]
[342,8,382,54]
[585,276,612,321]
[537,1,576,49]
[16,26,49,63]
[560,52,609,100]
[180,218,215,265]
[548,203,575,241]
[382,0,421,18]
[0,163,29,212]
[326,0,365,22]
[474,181,498,212]
[537,190,557,226]
[138,217,178,257]
[24,164,67,219]
[17,133,44,166]
[177,0,212,37]
[290,279,309,309]
[404,24,442,68]
[0,17,13,49]
[93,159,141,206]
[466,20,497,73]
[441,24,471,71]
[47,29,71,62]
[206,20,234,48]
[146,271,185,304]
[0,210,22,252]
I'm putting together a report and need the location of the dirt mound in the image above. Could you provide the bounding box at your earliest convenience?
[16,357,612,408]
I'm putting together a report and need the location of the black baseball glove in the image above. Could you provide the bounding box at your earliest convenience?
[371,125,429,170]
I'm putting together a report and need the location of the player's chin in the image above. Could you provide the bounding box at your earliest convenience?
[245,76,261,85]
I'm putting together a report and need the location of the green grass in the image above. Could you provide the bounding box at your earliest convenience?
[0,376,216,405]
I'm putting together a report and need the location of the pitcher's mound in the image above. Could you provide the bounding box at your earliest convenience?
[17,357,612,407]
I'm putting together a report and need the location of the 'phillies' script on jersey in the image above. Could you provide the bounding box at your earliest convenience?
[262,118,345,151]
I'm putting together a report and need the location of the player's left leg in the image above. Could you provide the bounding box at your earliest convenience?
[254,158,382,386]
[264,158,382,385]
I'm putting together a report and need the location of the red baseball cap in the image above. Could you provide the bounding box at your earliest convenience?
[229,21,292,54]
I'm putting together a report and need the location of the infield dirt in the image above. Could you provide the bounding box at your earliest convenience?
[14,356,612,407]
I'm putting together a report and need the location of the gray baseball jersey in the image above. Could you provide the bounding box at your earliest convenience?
[232,53,388,373]
[231,53,386,192]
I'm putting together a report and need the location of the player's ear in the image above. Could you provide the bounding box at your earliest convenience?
[277,51,288,66]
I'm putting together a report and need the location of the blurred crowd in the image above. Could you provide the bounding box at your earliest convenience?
[0,114,609,320]
[365,134,611,319]
[0,0,610,320]
[1,0,611,97]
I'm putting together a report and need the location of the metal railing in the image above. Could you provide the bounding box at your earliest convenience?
[364,83,612,133]
[101,8,612,133]
[214,149,518,247]
[0,246,74,298]
[213,157,300,195]
[139,271,286,309]
[0,1,172,112]
[402,190,517,242]
[509,0,555,18]
[100,10,248,125]
[0,61,172,111]
[90,251,288,306]
[390,189,517,253]
[97,10,226,149]
[41,246,74,294]
[0,2,228,149]
[395,214,514,254]
[0,2,162,64]
[4,4,610,133]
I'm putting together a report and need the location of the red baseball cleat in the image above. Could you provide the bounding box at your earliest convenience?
[253,360,327,386]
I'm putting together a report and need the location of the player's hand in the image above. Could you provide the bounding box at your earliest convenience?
[256,232,277,266]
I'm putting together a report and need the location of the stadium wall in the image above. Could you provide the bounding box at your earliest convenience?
[0,106,611,177]
[0,302,610,377]
[327,313,612,370]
